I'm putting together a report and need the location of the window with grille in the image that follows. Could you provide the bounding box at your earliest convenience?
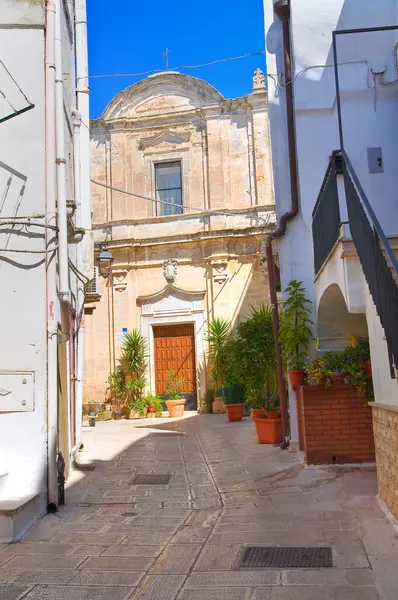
[155,161,183,216]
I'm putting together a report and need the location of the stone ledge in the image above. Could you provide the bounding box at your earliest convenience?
[372,402,398,414]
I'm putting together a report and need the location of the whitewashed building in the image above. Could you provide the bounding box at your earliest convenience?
[0,0,92,541]
[264,0,398,519]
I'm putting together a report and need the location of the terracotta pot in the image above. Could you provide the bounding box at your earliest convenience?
[114,411,122,420]
[253,416,283,444]
[212,396,225,414]
[225,403,244,422]
[332,371,346,381]
[147,405,156,414]
[266,410,281,420]
[288,370,306,388]
[250,408,264,420]
[166,399,186,418]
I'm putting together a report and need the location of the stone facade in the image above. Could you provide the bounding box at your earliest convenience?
[372,404,398,518]
[84,70,275,406]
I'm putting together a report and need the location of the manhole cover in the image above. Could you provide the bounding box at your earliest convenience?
[239,547,333,569]
[133,474,172,485]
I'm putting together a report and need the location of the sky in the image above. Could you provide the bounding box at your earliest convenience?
[87,0,266,120]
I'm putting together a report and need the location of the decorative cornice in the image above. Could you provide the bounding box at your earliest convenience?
[137,284,206,304]
[139,129,191,150]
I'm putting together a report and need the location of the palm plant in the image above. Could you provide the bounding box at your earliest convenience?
[205,318,232,395]
[120,329,148,379]
[119,329,148,411]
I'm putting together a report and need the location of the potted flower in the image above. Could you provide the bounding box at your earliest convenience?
[343,338,374,404]
[252,411,283,444]
[279,280,313,387]
[224,384,245,422]
[165,369,186,418]
[145,394,163,417]
[206,318,232,414]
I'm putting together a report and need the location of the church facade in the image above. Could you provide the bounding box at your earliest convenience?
[84,70,275,409]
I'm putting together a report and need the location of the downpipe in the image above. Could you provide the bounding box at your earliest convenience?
[55,0,70,303]
[266,0,300,449]
[72,109,85,446]
[45,0,59,511]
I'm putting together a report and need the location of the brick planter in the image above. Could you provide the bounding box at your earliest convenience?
[297,381,375,465]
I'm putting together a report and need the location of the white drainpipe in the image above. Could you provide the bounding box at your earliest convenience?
[72,109,85,444]
[75,0,91,231]
[55,0,70,303]
[75,0,91,445]
[45,0,59,509]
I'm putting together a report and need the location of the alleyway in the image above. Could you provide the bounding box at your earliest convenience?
[0,414,397,600]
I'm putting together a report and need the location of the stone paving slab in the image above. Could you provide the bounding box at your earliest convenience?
[5,557,85,571]
[185,571,280,586]
[130,574,186,600]
[251,588,381,600]
[79,557,154,571]
[150,544,201,573]
[67,570,144,587]
[23,584,134,600]
[101,545,164,557]
[0,585,33,600]
[178,588,251,600]
[9,570,77,585]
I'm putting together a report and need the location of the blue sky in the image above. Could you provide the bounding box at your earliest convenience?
[87,0,266,119]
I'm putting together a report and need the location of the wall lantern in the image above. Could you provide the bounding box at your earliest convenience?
[97,245,114,279]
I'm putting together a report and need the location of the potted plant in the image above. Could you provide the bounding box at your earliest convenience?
[265,396,281,420]
[119,329,148,416]
[252,411,283,444]
[145,394,163,417]
[232,306,278,421]
[279,280,313,387]
[206,318,232,414]
[165,369,186,418]
[223,384,245,422]
[128,397,148,419]
[322,350,346,382]
[343,338,373,404]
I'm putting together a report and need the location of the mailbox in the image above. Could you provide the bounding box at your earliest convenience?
[0,372,35,412]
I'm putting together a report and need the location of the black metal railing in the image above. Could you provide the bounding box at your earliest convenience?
[342,150,398,368]
[312,153,342,274]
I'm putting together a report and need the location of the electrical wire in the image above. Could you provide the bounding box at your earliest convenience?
[68,258,90,284]
[81,51,266,80]
[91,178,274,223]
[0,221,58,230]
[0,247,52,254]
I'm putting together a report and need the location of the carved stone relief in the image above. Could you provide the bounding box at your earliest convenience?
[163,259,178,283]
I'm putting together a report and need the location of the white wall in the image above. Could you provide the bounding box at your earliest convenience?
[264,0,398,434]
[0,5,47,505]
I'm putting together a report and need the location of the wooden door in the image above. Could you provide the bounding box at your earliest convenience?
[153,324,196,399]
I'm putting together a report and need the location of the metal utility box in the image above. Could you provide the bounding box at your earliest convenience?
[367,147,384,173]
[0,372,35,412]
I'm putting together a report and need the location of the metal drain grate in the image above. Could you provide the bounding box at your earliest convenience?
[132,474,172,485]
[239,547,333,569]
[121,512,138,517]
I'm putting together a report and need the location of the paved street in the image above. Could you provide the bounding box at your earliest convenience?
[0,413,397,599]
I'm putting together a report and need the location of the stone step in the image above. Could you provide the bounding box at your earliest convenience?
[0,493,41,543]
